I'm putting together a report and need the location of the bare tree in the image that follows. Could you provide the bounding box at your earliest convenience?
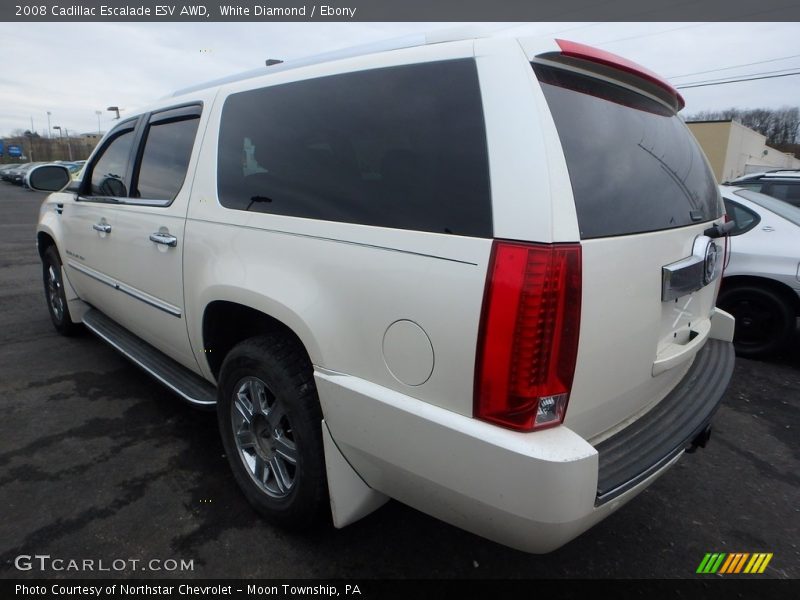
[686,106,800,147]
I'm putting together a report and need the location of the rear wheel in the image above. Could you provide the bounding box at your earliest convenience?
[217,335,329,528]
[717,284,795,357]
[42,246,82,336]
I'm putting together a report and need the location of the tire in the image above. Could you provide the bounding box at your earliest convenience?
[217,334,329,529]
[717,284,795,358]
[42,246,82,336]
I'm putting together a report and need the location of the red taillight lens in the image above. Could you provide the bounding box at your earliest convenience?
[474,241,582,431]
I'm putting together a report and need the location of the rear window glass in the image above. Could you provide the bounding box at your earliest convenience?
[217,59,492,237]
[533,64,721,239]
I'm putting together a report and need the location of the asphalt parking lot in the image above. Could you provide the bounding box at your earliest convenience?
[0,182,798,580]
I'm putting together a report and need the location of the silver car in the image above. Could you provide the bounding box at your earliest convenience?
[726,170,800,208]
[719,185,800,356]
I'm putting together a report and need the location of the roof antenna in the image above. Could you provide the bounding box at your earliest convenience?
[265,59,283,67]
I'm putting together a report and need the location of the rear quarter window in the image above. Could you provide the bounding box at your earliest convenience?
[217,59,492,237]
[533,63,721,239]
[723,199,760,235]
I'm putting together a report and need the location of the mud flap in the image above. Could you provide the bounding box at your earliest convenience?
[322,419,388,528]
[709,307,735,343]
[61,265,88,324]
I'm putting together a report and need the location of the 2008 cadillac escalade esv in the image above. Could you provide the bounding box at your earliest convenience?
[32,33,735,553]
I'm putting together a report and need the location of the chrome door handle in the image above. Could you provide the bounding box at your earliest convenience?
[149,232,178,247]
[92,223,111,233]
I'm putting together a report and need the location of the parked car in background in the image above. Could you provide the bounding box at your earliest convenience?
[24,162,84,189]
[9,162,44,185]
[0,164,20,180]
[725,170,800,208]
[68,162,85,181]
[718,185,800,357]
[5,163,30,184]
[1,163,28,182]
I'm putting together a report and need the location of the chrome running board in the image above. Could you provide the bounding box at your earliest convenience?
[83,308,216,408]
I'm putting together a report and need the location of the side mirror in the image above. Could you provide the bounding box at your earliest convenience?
[27,164,72,192]
[99,175,127,197]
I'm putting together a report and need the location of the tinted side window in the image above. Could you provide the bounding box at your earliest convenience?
[723,199,760,235]
[217,59,492,237]
[734,182,764,192]
[765,183,800,205]
[89,129,135,197]
[534,64,721,239]
[135,116,200,201]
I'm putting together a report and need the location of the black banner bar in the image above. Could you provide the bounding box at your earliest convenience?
[3,0,800,22]
[3,579,800,600]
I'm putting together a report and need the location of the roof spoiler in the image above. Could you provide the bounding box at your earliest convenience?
[553,39,685,112]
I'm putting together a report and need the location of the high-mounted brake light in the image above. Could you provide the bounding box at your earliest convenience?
[555,38,685,111]
[474,241,582,432]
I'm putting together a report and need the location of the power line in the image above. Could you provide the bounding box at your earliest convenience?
[492,22,601,37]
[678,67,800,86]
[538,22,604,36]
[668,53,800,79]
[597,22,712,46]
[676,71,800,89]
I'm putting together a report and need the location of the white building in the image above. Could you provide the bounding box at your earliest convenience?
[687,119,800,182]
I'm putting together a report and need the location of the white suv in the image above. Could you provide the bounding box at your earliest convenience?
[31,33,735,553]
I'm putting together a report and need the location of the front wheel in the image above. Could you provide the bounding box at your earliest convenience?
[717,284,795,358]
[42,246,82,336]
[217,335,329,528]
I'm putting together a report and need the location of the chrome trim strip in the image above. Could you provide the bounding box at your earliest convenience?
[661,235,721,302]
[188,218,479,266]
[66,260,182,318]
[82,318,216,407]
[662,255,705,302]
[595,450,683,505]
[77,196,172,207]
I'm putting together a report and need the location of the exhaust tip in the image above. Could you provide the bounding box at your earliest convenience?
[686,426,712,454]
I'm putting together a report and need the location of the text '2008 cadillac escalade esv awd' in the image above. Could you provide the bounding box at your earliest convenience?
[32,33,735,553]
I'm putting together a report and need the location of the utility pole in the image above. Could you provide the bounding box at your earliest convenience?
[64,128,73,161]
[53,126,63,161]
[95,110,102,134]
[46,112,52,139]
[24,130,34,162]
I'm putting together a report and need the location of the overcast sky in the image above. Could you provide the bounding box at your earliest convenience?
[1,21,799,137]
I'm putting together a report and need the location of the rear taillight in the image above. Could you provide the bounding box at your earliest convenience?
[474,241,582,432]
